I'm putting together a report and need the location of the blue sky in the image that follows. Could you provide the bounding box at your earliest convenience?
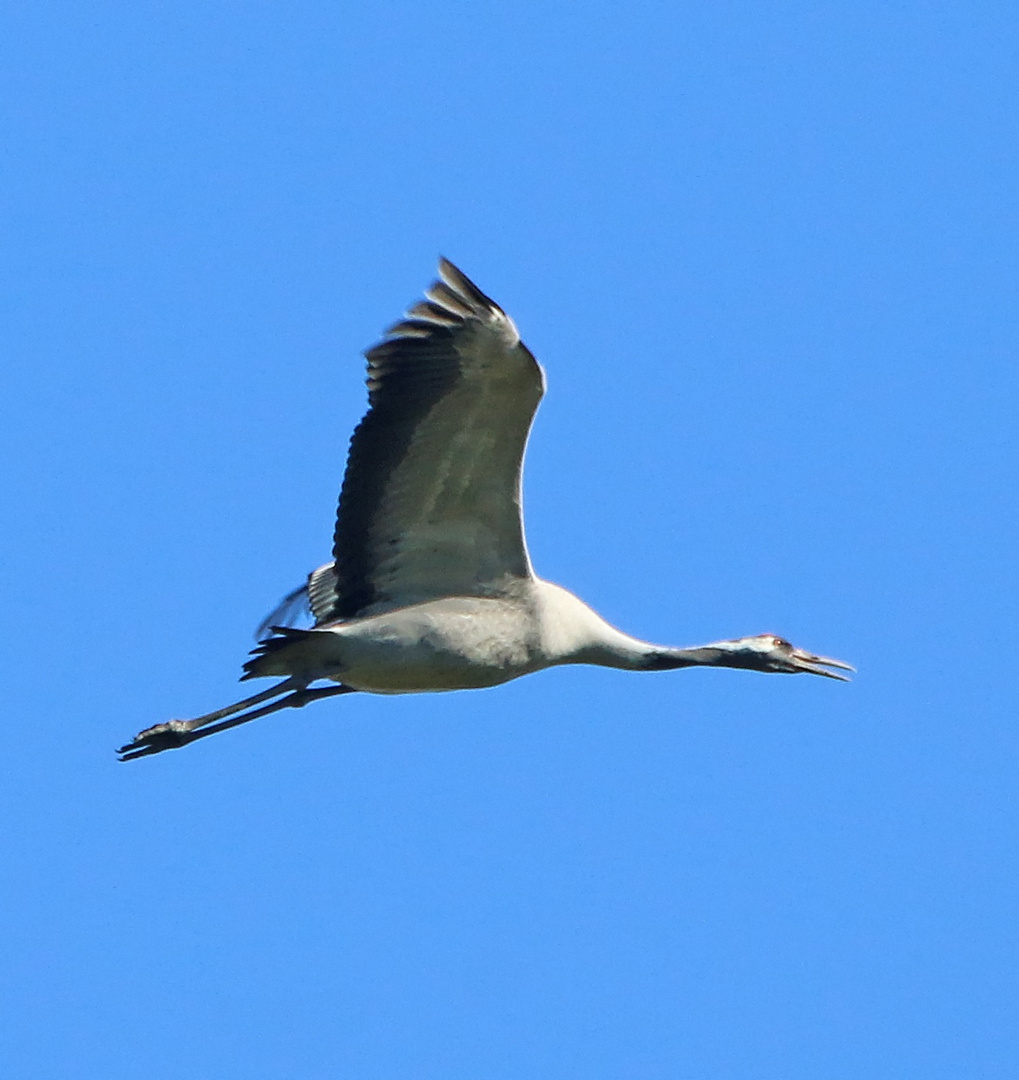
[2,2,1017,1076]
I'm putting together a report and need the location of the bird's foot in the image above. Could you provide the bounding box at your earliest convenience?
[117,720,192,761]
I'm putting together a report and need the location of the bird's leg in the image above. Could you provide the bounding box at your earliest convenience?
[118,683,358,761]
[117,676,357,760]
[132,678,303,740]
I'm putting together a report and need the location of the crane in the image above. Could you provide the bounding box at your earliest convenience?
[119,260,851,760]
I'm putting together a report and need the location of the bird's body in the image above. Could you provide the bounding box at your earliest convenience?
[244,582,699,695]
[120,260,851,760]
[252,594,546,694]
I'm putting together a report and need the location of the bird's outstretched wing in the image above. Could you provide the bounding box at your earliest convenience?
[254,562,338,637]
[259,260,545,630]
[255,582,311,638]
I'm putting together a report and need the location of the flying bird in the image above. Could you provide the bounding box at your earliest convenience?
[119,260,851,760]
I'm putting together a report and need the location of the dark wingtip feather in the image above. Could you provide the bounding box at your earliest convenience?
[436,257,502,313]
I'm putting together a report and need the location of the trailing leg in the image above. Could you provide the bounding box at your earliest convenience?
[117,680,357,760]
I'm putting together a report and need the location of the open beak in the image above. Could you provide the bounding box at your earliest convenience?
[790,649,856,681]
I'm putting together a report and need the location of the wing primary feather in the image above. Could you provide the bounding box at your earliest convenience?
[425,282,474,318]
[437,257,504,314]
[407,300,461,325]
[383,319,439,338]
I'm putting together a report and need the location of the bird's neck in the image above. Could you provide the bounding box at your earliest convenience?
[534,580,716,671]
[631,645,738,670]
[533,581,767,673]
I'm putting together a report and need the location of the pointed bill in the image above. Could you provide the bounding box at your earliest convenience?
[790,649,856,681]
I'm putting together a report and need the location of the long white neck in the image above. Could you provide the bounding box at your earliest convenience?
[533,580,708,670]
[532,579,766,673]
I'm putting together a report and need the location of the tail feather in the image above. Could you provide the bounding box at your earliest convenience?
[242,626,314,681]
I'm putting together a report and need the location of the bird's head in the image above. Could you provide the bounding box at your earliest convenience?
[707,634,855,680]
